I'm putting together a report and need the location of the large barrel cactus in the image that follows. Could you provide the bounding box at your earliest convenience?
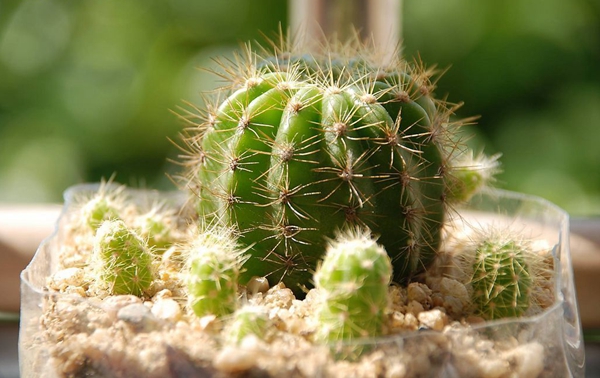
[180,42,479,294]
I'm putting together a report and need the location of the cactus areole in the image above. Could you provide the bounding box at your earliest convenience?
[183,44,465,294]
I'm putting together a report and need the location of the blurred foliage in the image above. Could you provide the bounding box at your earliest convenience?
[0,0,599,215]
[0,0,286,202]
[403,0,600,215]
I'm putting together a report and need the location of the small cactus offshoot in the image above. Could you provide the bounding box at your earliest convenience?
[224,305,270,345]
[79,182,125,231]
[314,229,392,345]
[92,219,154,297]
[186,228,248,318]
[445,151,501,203]
[134,205,178,251]
[470,235,537,320]
[83,197,120,230]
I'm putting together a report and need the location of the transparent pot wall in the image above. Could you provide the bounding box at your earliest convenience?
[445,190,585,377]
[19,185,585,378]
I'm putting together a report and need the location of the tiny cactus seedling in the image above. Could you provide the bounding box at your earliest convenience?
[224,305,270,345]
[82,197,120,230]
[92,219,154,297]
[79,183,125,231]
[470,235,536,320]
[177,38,499,294]
[134,205,178,251]
[186,228,248,318]
[314,229,392,345]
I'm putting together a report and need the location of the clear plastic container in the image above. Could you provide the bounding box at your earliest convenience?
[19,185,585,377]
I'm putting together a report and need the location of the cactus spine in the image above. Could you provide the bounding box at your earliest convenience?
[180,41,477,294]
[186,228,247,318]
[314,229,392,343]
[92,219,154,296]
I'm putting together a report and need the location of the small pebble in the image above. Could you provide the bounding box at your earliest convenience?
[213,345,256,373]
[247,276,270,295]
[404,313,418,329]
[504,342,544,378]
[152,289,173,301]
[407,283,430,305]
[64,286,86,297]
[431,293,444,308]
[266,285,295,309]
[418,309,447,331]
[50,268,84,291]
[101,295,142,319]
[439,278,469,304]
[197,315,218,332]
[443,296,463,316]
[406,300,424,315]
[117,303,158,331]
[476,357,508,378]
[151,298,182,322]
[386,362,407,378]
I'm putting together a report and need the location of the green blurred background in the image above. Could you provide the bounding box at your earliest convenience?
[0,0,599,215]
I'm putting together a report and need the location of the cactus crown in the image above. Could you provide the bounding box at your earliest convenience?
[176,36,497,295]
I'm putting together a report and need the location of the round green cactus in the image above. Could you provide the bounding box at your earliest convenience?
[186,228,247,318]
[180,41,493,294]
[80,183,125,231]
[92,219,154,297]
[314,229,392,344]
[83,197,120,230]
[470,237,535,320]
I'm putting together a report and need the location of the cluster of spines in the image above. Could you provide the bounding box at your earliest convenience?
[173,38,492,295]
[185,227,248,318]
[313,229,392,346]
[92,219,155,297]
[469,234,540,320]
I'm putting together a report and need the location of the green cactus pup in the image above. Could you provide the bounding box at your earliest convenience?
[224,305,270,345]
[134,205,178,251]
[470,235,537,320]
[314,229,392,345]
[80,183,125,231]
[177,41,492,294]
[445,151,501,203]
[186,228,248,318]
[92,219,154,297]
